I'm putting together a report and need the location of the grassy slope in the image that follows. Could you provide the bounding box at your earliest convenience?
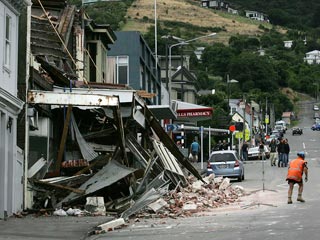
[122,0,281,44]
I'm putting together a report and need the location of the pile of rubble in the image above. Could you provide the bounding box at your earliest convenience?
[133,175,246,219]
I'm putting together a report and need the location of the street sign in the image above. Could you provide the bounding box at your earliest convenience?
[265,114,269,124]
[235,129,250,140]
[166,124,180,132]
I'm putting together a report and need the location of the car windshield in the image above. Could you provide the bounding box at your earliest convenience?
[210,153,236,162]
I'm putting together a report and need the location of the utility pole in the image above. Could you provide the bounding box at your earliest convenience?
[242,96,246,145]
[265,98,268,136]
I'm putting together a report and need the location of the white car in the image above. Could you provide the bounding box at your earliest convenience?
[248,146,270,160]
[314,105,319,111]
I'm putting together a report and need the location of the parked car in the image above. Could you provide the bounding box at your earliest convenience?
[248,145,270,160]
[275,120,287,131]
[292,127,303,135]
[265,134,278,145]
[311,124,320,131]
[274,124,286,134]
[206,150,244,182]
[313,105,319,111]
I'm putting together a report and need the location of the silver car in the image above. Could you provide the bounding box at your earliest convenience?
[206,150,244,182]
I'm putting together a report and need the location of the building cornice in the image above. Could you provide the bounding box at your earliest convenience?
[0,88,24,114]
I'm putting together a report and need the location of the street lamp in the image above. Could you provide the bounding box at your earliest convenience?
[227,74,238,114]
[168,33,217,103]
[313,82,319,101]
[161,35,185,90]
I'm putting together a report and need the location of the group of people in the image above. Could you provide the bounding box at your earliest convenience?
[269,138,290,167]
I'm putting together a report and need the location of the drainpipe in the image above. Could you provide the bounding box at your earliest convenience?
[23,0,32,210]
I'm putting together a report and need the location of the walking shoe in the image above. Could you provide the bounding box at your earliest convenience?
[288,197,292,204]
[297,197,305,202]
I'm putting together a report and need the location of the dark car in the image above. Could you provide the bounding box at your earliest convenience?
[292,127,303,135]
[311,124,320,131]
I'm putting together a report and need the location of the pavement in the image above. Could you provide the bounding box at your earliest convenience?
[1,161,269,240]
[0,215,113,240]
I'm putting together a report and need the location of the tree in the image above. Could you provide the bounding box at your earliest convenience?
[201,43,235,77]
[229,52,279,92]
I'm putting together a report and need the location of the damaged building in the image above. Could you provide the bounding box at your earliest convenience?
[17,0,203,217]
[0,0,235,222]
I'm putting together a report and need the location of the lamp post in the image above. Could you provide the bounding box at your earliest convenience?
[227,74,238,114]
[168,33,217,103]
[161,35,184,91]
[313,82,319,101]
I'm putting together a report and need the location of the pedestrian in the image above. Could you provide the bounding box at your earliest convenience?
[286,152,308,204]
[222,140,229,150]
[277,139,285,167]
[241,141,249,161]
[269,138,277,166]
[283,139,290,167]
[213,140,222,151]
[189,139,200,163]
[258,140,265,160]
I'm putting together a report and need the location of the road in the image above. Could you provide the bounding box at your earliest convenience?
[88,100,320,240]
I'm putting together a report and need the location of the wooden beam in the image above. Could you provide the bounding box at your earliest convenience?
[32,180,85,195]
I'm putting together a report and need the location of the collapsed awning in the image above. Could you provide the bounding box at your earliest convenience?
[147,105,177,120]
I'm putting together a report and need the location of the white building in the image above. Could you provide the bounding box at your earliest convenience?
[304,50,320,64]
[0,0,29,219]
[284,40,293,49]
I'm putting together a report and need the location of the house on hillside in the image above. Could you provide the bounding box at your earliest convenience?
[0,0,30,219]
[201,0,230,11]
[245,10,268,22]
[304,50,320,64]
[284,40,293,49]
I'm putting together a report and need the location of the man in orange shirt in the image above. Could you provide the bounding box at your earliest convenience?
[286,152,308,204]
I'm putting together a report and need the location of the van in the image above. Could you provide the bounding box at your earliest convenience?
[275,120,287,131]
[274,124,285,134]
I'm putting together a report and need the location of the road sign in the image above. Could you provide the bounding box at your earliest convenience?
[265,114,269,124]
[166,124,180,132]
[235,129,250,140]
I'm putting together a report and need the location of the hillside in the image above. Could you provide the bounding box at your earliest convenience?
[123,0,278,44]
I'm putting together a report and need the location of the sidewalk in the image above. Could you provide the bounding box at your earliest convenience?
[0,215,113,240]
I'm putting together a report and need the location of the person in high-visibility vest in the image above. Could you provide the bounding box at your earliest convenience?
[286,152,308,204]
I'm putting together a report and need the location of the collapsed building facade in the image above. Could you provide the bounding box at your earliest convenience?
[17,0,203,217]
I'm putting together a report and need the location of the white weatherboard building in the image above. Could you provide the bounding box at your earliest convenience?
[0,0,29,219]
[304,50,320,64]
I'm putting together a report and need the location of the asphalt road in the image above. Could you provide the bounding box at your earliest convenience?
[89,100,320,240]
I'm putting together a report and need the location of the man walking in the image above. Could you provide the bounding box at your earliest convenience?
[189,139,200,163]
[269,139,277,166]
[286,152,308,204]
[283,139,290,167]
[241,141,249,162]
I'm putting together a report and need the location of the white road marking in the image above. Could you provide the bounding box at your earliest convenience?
[303,142,306,149]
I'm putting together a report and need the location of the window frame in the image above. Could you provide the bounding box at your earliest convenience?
[4,14,12,70]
